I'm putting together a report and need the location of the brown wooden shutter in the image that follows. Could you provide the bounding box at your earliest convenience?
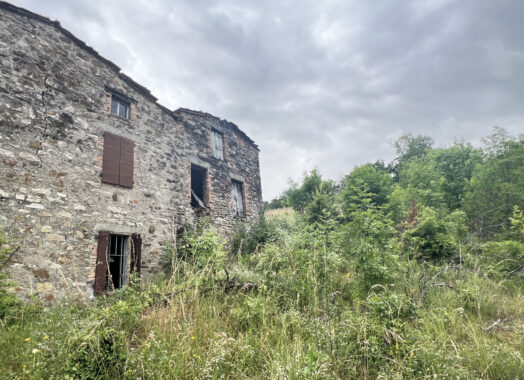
[94,231,110,295]
[119,137,134,188]
[102,132,121,185]
[130,233,142,277]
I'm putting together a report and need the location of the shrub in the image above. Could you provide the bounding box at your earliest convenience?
[401,207,467,261]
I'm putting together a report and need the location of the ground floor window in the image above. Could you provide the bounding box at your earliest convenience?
[94,231,142,295]
[107,234,128,290]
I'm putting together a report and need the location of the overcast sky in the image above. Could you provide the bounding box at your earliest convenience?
[11,0,524,199]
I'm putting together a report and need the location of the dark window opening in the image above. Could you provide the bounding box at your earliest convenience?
[111,97,130,119]
[95,232,141,295]
[191,164,207,208]
[106,234,129,290]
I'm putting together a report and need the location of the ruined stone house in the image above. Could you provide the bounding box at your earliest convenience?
[0,2,263,301]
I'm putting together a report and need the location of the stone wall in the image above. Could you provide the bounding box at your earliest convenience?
[0,3,263,302]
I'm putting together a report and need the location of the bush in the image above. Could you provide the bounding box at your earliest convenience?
[231,212,276,256]
[162,219,226,283]
[401,207,467,261]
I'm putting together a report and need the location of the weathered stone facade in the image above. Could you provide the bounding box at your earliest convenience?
[0,2,262,302]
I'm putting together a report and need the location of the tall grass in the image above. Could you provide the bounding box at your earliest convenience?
[0,212,522,379]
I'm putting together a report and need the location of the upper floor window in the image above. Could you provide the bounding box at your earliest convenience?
[111,97,130,119]
[212,129,224,160]
[102,131,134,188]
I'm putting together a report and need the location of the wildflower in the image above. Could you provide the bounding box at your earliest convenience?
[22,365,26,369]
[410,351,414,358]
[364,340,370,346]
[44,336,49,340]
[193,354,197,357]
[191,336,196,340]
[32,348,40,354]
[24,338,31,342]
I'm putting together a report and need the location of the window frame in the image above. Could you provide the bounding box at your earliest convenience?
[106,234,129,290]
[102,131,135,188]
[211,129,224,160]
[231,179,245,217]
[94,231,142,295]
[190,164,208,208]
[111,96,130,119]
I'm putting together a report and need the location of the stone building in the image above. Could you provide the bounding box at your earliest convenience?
[0,2,263,301]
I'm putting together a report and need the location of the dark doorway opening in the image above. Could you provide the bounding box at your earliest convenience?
[107,234,128,290]
[191,164,207,208]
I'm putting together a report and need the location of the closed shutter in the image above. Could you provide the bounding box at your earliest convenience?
[102,132,121,185]
[130,233,142,277]
[94,231,110,295]
[232,181,244,216]
[212,131,224,160]
[119,137,134,188]
[102,132,134,188]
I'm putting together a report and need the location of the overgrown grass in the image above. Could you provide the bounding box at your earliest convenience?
[0,212,522,379]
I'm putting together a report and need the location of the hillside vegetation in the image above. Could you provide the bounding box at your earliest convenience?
[1,129,523,379]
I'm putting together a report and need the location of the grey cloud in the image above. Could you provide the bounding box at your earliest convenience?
[11,0,524,199]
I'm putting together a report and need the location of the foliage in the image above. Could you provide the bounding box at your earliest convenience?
[341,163,394,207]
[284,169,337,212]
[264,193,287,210]
[464,130,524,237]
[401,207,468,261]
[390,133,434,179]
[231,211,279,255]
[163,218,226,281]
[304,186,337,225]
[0,231,21,321]
[1,210,523,379]
[1,129,524,379]
[432,143,480,210]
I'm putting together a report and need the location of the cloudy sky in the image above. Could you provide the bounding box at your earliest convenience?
[11,0,524,199]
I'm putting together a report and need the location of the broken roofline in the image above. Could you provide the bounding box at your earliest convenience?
[0,1,258,150]
[174,108,258,149]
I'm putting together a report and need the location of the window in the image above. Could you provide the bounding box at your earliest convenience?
[212,130,224,160]
[94,232,142,295]
[111,97,130,119]
[102,131,134,188]
[232,180,245,216]
[191,164,208,208]
[107,234,128,289]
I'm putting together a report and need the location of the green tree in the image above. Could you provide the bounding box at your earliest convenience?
[464,129,524,237]
[341,164,394,208]
[432,143,480,210]
[285,170,337,212]
[304,186,336,225]
[388,142,481,225]
[264,193,286,210]
[391,134,434,179]
[339,181,397,290]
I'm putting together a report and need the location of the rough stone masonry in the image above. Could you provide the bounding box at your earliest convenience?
[0,2,263,302]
